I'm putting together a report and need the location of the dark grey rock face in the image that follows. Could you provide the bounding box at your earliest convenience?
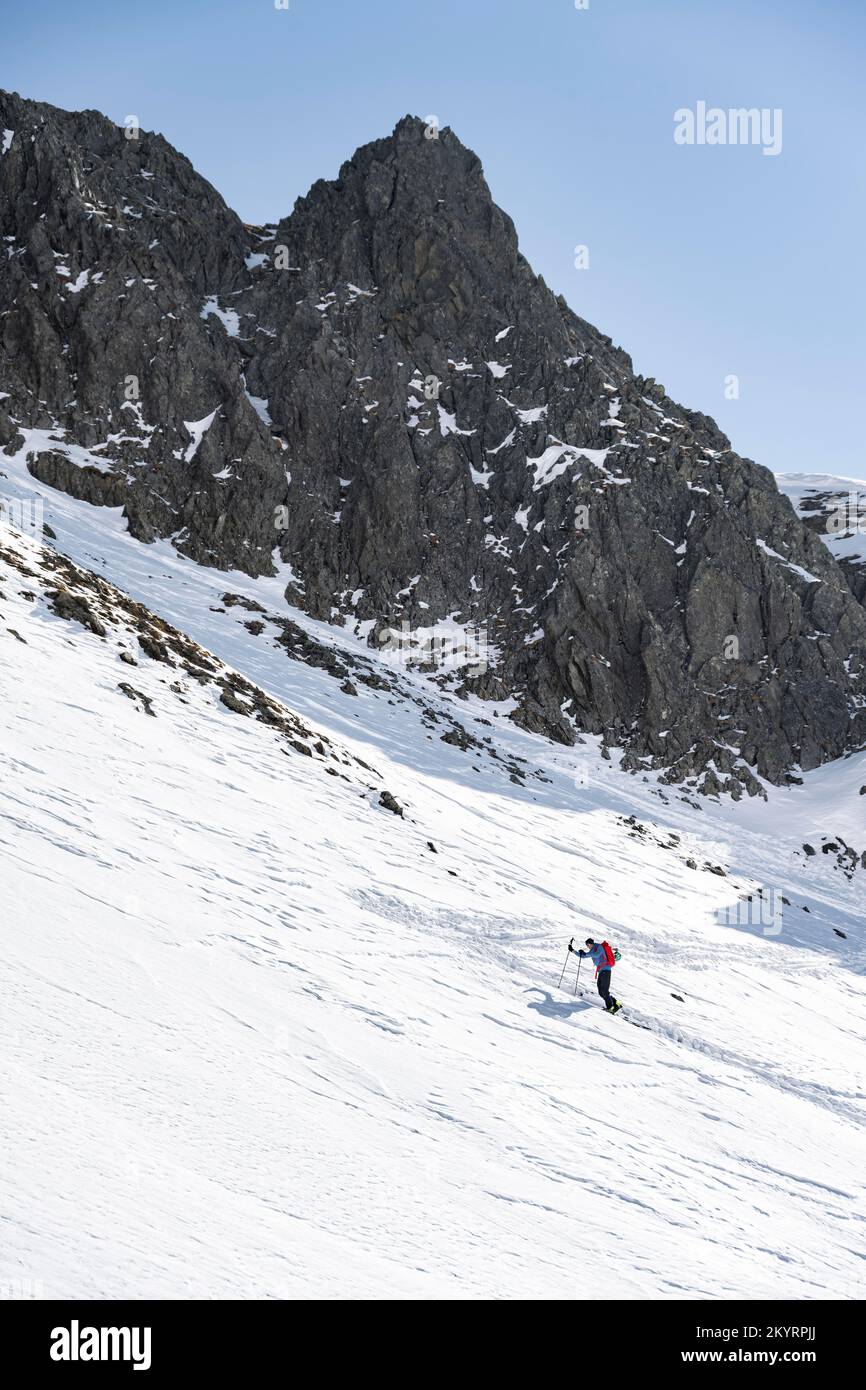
[2,91,865,788]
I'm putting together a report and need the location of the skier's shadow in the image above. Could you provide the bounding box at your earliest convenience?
[525,988,593,1020]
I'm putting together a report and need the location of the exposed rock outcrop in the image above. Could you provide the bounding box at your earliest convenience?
[2,91,865,785]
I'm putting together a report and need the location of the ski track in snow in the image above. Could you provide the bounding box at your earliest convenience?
[0,451,865,1300]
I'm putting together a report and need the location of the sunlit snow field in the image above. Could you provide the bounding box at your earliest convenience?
[1,450,865,1300]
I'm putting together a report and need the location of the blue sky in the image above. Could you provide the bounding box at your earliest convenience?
[5,0,865,483]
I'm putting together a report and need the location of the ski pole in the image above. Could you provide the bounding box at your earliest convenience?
[558,938,574,989]
[574,953,582,997]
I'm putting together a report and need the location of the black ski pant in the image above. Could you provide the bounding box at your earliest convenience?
[597,969,616,1008]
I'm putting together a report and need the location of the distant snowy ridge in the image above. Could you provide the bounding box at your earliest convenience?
[776,472,866,601]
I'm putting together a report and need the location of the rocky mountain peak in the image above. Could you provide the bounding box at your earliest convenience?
[2,89,865,792]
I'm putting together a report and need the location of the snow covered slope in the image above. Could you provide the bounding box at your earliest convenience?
[1,466,865,1299]
[776,472,866,600]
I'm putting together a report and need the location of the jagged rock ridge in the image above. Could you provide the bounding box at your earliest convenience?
[1,90,865,790]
